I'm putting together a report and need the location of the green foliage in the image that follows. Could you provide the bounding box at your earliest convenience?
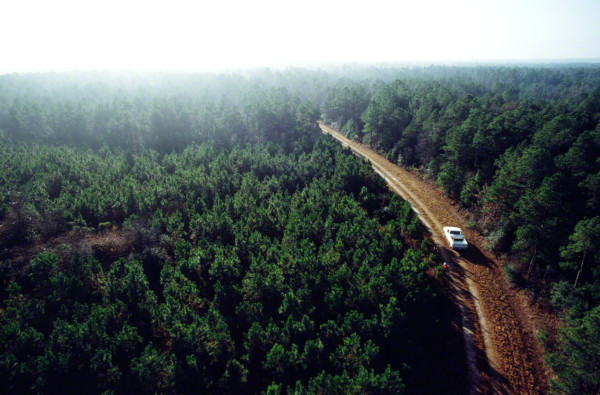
[460,171,481,207]
[510,174,566,277]
[317,65,600,391]
[361,83,412,150]
[0,74,455,392]
[4,66,600,392]
[131,344,176,392]
[545,305,600,394]
[341,118,361,140]
[560,217,600,288]
[436,160,464,197]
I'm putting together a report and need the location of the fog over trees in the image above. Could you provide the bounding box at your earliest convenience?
[1,65,599,393]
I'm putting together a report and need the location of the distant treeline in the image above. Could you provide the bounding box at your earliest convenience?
[0,72,321,152]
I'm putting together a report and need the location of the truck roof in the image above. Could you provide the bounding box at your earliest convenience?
[443,226,462,232]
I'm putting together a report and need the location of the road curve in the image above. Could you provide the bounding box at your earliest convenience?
[320,122,547,394]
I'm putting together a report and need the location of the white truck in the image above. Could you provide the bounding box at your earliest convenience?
[443,227,468,250]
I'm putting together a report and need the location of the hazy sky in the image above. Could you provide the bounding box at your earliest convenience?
[1,0,599,73]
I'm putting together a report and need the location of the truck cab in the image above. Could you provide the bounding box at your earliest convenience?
[443,226,468,250]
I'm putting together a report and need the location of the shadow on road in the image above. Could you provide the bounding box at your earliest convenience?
[437,246,512,395]
[461,244,494,269]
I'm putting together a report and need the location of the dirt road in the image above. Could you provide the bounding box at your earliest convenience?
[320,122,548,394]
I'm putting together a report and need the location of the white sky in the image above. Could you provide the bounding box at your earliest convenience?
[1,0,599,73]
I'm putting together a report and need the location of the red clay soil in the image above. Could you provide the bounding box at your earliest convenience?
[320,122,551,394]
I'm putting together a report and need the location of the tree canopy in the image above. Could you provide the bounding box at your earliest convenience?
[0,70,466,394]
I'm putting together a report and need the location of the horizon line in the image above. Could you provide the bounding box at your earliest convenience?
[2,58,600,76]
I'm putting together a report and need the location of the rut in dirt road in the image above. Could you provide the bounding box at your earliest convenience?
[320,122,548,394]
